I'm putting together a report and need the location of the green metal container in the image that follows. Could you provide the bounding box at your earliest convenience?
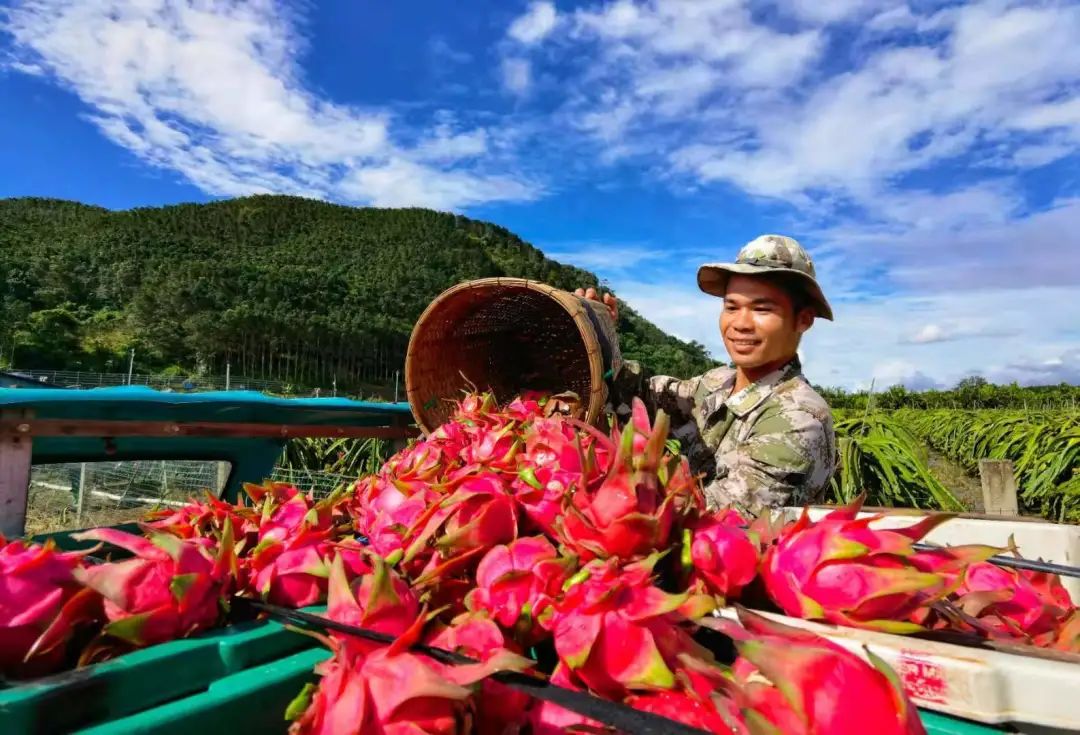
[0,608,323,734]
[74,648,329,735]
[1,612,1007,735]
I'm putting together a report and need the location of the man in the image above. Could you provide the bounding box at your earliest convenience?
[576,234,836,513]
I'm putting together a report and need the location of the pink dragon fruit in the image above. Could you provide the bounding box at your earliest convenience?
[462,421,521,471]
[683,509,759,601]
[544,554,716,699]
[527,663,610,735]
[289,623,532,735]
[145,491,258,547]
[250,483,332,542]
[761,497,970,633]
[383,434,443,475]
[247,528,333,608]
[1042,609,1080,652]
[363,645,529,735]
[326,551,419,657]
[426,613,532,735]
[625,689,742,734]
[241,481,344,607]
[512,416,601,535]
[287,640,370,735]
[557,405,676,561]
[0,536,99,678]
[502,392,547,422]
[72,526,235,648]
[464,536,571,642]
[329,538,374,580]
[352,475,436,560]
[706,607,927,735]
[404,474,518,569]
[949,560,1075,643]
[288,638,471,735]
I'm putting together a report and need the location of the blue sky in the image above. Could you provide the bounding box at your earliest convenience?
[2,0,1079,390]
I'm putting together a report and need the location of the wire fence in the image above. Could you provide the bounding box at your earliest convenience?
[266,467,358,498]
[7,368,402,400]
[24,460,364,536]
[9,369,304,395]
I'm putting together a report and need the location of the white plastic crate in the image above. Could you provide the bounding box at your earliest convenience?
[714,607,1080,734]
[726,508,1080,733]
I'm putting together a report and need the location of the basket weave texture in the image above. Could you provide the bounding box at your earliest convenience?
[405,278,621,435]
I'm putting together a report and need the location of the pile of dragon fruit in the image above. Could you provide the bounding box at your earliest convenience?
[2,392,1077,734]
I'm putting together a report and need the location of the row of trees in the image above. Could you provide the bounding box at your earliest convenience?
[819,376,1080,411]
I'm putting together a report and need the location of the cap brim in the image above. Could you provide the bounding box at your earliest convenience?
[697,263,834,321]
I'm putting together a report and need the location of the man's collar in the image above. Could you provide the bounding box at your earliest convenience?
[724,356,803,417]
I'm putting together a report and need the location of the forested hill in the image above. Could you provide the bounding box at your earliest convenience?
[0,196,715,393]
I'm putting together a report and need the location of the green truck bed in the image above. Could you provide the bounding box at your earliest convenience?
[0,386,1011,734]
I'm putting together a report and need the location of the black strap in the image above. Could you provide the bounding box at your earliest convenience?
[910,542,1080,580]
[243,600,713,735]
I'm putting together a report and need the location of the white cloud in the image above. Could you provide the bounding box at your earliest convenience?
[612,280,723,350]
[867,360,943,391]
[413,124,489,162]
[545,244,662,272]
[599,264,1079,389]
[864,5,920,32]
[517,0,1080,218]
[429,38,472,65]
[501,57,533,95]
[804,285,1080,390]
[814,196,1080,294]
[989,348,1080,386]
[508,2,559,45]
[338,158,536,210]
[3,0,539,211]
[902,322,1015,345]
[908,324,947,344]
[775,0,886,25]
[570,0,824,91]
[1014,96,1080,131]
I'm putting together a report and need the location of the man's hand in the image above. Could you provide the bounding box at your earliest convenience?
[574,286,618,322]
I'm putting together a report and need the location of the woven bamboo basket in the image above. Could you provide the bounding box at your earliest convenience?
[405,278,621,435]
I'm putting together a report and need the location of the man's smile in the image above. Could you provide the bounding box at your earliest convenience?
[728,337,761,347]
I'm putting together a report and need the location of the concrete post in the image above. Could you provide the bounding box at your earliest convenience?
[979,459,1019,516]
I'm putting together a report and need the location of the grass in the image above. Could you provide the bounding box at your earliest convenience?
[24,486,168,536]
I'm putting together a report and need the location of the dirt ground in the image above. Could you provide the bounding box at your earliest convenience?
[925,449,984,512]
[23,486,166,537]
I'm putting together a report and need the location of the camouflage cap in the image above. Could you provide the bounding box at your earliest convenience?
[697,234,833,321]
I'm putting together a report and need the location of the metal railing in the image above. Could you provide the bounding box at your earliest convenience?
[11,369,310,395]
[25,460,365,536]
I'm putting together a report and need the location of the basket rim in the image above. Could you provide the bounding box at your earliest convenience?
[405,277,606,435]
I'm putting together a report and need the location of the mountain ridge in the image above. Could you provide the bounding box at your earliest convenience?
[0,194,717,394]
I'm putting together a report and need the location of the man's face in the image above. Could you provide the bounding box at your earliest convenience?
[720,274,813,370]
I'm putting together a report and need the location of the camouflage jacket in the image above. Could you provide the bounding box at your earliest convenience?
[606,357,836,513]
